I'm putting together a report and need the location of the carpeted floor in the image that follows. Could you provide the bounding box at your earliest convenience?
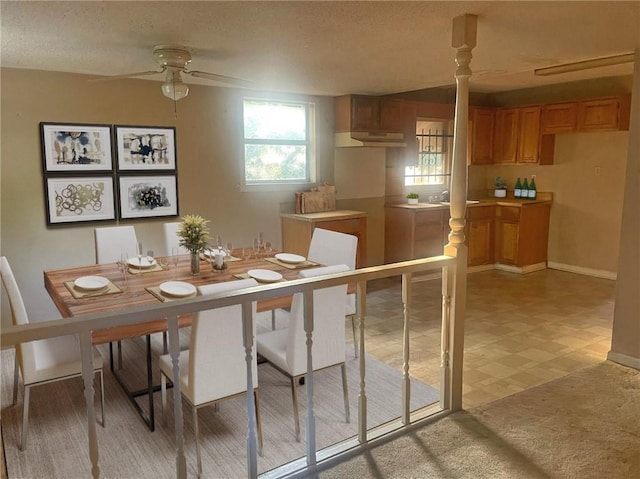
[0,343,439,478]
[320,361,640,479]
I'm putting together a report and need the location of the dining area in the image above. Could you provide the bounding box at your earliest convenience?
[1,214,449,478]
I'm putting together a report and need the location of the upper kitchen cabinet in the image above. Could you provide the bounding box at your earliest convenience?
[541,102,578,134]
[335,94,407,134]
[468,107,495,165]
[494,106,542,164]
[577,97,628,131]
[541,96,630,133]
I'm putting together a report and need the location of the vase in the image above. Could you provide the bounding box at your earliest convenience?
[407,198,419,205]
[190,252,200,275]
[494,189,507,198]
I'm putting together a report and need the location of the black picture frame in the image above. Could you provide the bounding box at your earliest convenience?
[40,122,114,173]
[115,125,177,172]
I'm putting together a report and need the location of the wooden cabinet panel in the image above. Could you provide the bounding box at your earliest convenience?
[496,221,520,265]
[468,217,494,266]
[385,207,445,264]
[542,102,578,133]
[469,108,495,165]
[494,204,550,267]
[518,107,541,163]
[281,211,368,267]
[495,108,519,164]
[578,98,620,131]
[335,95,407,134]
[495,107,541,164]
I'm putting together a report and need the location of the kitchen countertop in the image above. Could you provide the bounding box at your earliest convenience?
[388,192,553,210]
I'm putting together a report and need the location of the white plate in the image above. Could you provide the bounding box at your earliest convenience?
[203,249,227,258]
[74,276,109,291]
[127,257,157,268]
[275,253,306,264]
[159,281,197,297]
[247,269,283,283]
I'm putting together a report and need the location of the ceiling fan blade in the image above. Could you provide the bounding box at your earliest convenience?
[187,70,252,87]
[88,69,164,82]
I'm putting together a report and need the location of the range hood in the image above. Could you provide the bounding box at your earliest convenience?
[335,131,407,148]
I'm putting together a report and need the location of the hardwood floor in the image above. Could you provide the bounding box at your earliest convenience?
[357,268,615,408]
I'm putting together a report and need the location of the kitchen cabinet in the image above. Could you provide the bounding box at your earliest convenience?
[494,106,541,164]
[466,205,495,266]
[281,210,368,267]
[384,206,446,264]
[495,203,550,268]
[335,95,407,134]
[542,102,578,134]
[577,97,622,131]
[469,108,495,165]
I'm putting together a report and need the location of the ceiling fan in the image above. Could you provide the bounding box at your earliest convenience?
[90,45,251,101]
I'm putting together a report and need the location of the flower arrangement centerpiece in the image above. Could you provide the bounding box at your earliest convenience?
[177,214,211,274]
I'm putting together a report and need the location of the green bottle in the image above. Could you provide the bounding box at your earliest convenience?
[514,177,522,198]
[529,177,537,199]
[521,178,529,199]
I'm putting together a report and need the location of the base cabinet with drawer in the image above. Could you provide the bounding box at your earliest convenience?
[495,203,551,268]
[281,210,368,267]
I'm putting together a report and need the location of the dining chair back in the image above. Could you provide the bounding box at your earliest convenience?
[94,225,138,263]
[0,256,104,451]
[307,228,359,356]
[163,221,189,256]
[159,278,263,476]
[256,263,350,440]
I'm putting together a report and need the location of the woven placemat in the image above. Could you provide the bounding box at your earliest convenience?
[128,263,165,275]
[264,257,319,270]
[146,286,197,302]
[64,279,122,299]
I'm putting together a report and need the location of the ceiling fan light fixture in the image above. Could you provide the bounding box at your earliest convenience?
[161,71,189,101]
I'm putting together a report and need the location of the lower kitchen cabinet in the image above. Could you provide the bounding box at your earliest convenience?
[385,206,446,263]
[466,205,495,266]
[385,201,551,272]
[495,203,550,269]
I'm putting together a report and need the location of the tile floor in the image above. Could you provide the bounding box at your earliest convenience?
[359,268,615,409]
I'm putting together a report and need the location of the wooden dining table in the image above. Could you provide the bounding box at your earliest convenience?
[44,250,318,430]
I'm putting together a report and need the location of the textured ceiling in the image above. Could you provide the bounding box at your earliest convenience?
[1,1,638,96]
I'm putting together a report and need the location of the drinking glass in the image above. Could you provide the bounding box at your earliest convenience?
[171,247,180,279]
[242,247,251,261]
[137,242,143,267]
[119,251,129,289]
[226,242,234,258]
[265,241,272,257]
[216,234,223,251]
[146,250,154,261]
[253,238,260,258]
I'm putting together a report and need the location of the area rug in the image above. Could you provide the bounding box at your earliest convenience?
[319,361,640,479]
[1,343,439,478]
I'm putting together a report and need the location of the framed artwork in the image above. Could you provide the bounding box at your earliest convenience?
[118,175,178,219]
[115,125,177,171]
[45,176,116,225]
[41,122,113,172]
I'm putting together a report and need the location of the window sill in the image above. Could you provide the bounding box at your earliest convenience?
[239,182,317,193]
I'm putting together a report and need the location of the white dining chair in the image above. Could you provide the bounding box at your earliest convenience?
[307,228,359,357]
[94,225,138,264]
[256,264,351,441]
[159,278,263,477]
[163,221,189,256]
[0,256,105,451]
[94,225,141,367]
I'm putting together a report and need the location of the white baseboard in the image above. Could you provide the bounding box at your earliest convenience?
[548,261,617,280]
[494,262,546,275]
[607,351,640,370]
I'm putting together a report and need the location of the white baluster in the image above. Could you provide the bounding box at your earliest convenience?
[167,315,187,479]
[79,331,100,479]
[242,301,259,478]
[401,273,412,425]
[303,290,317,465]
[357,280,368,444]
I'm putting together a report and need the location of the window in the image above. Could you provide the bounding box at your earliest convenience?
[243,99,314,184]
[405,119,453,186]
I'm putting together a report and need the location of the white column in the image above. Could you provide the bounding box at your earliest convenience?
[442,13,476,411]
[303,290,317,466]
[79,331,100,479]
[167,315,187,479]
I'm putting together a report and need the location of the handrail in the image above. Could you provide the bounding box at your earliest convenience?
[2,254,456,479]
[1,256,454,346]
